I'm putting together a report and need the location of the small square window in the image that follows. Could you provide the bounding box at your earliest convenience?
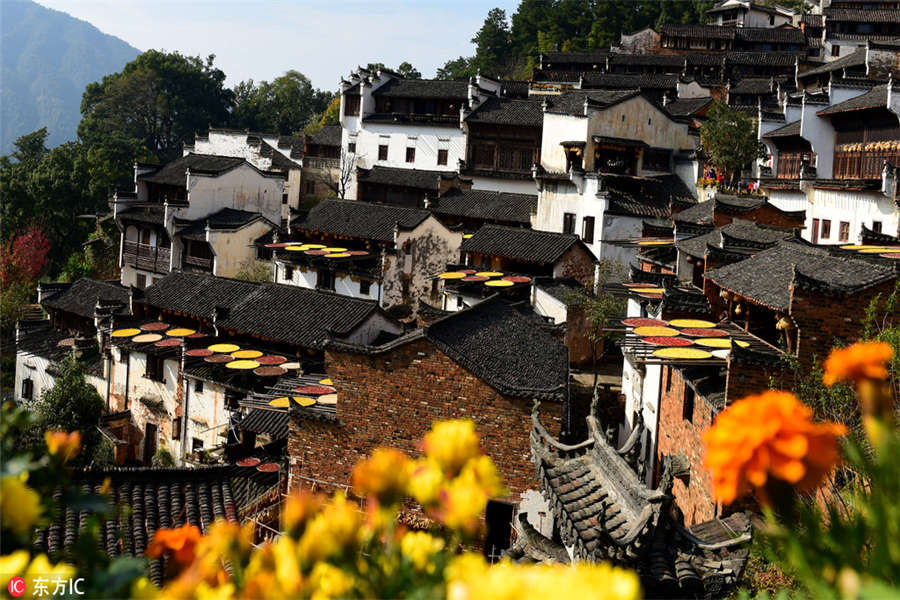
[284,265,294,281]
[195,379,203,393]
[406,147,416,163]
[683,384,695,423]
[348,142,356,154]
[192,438,204,452]
[832,45,840,57]
[873,221,882,233]
[172,417,182,440]
[582,216,595,244]
[821,220,831,239]
[282,193,288,205]
[839,221,850,242]
[437,149,448,166]
[562,213,576,235]
[378,144,388,161]
[360,280,372,296]
[21,378,33,400]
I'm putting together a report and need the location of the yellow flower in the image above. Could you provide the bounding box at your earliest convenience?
[308,562,355,600]
[351,447,412,505]
[823,341,894,386]
[1,474,42,534]
[408,459,445,506]
[281,491,325,538]
[0,550,31,579]
[704,391,847,505]
[423,420,481,476]
[195,581,235,600]
[24,554,77,588]
[437,476,489,535]
[271,537,302,594]
[400,531,445,572]
[459,455,507,498]
[131,576,159,599]
[298,493,363,563]
[44,430,82,462]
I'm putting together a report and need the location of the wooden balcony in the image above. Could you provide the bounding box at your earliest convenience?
[834,148,900,180]
[304,157,340,170]
[777,152,816,179]
[183,254,213,271]
[122,241,170,274]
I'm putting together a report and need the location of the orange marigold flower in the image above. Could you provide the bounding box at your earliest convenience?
[44,431,81,463]
[146,524,203,567]
[423,420,481,476]
[823,341,894,386]
[703,391,847,505]
[351,447,412,505]
[281,491,325,537]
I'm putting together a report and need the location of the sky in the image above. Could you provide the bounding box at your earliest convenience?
[35,0,520,90]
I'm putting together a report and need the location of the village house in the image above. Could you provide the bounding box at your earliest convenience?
[532,89,699,266]
[760,80,900,242]
[705,0,795,29]
[301,125,342,201]
[274,198,462,311]
[186,127,303,222]
[112,153,283,288]
[822,0,900,60]
[427,188,537,231]
[287,297,569,554]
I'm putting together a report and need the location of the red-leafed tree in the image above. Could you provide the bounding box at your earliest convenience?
[1,224,51,332]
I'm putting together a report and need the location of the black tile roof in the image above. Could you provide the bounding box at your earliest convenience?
[817,84,889,115]
[824,7,900,22]
[306,125,342,147]
[141,272,384,348]
[356,165,463,191]
[664,97,714,117]
[705,240,897,310]
[293,198,431,242]
[541,50,610,65]
[16,320,76,362]
[238,408,289,440]
[372,78,468,99]
[674,195,766,226]
[529,411,750,594]
[461,224,584,264]
[42,278,130,319]
[730,77,774,94]
[660,23,737,39]
[580,72,679,90]
[762,119,801,137]
[736,26,806,44]
[603,173,696,219]
[725,51,799,66]
[676,220,792,259]
[535,277,585,304]
[424,299,568,399]
[174,208,269,239]
[543,89,641,115]
[137,154,247,186]
[797,48,866,79]
[248,137,301,170]
[430,188,537,226]
[464,96,544,127]
[35,466,280,584]
[802,13,825,26]
[607,53,687,67]
[499,80,531,98]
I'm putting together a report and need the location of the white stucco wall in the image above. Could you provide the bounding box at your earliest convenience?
[275,261,382,302]
[177,164,283,225]
[206,220,274,279]
[470,175,539,196]
[182,375,229,452]
[532,287,567,324]
[807,187,898,245]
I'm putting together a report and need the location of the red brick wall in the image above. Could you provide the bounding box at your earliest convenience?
[711,205,804,230]
[656,366,718,525]
[288,338,563,498]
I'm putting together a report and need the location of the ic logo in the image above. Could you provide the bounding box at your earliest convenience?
[7,576,25,597]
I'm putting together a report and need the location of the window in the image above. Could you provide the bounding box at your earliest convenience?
[873,221,882,234]
[317,269,335,291]
[136,273,147,289]
[284,265,294,281]
[146,355,166,383]
[582,216,595,244]
[282,193,288,205]
[437,149,448,166]
[21,378,33,400]
[832,45,840,57]
[665,368,672,393]
[562,213,576,235]
[821,219,831,239]
[192,438,204,452]
[172,417,182,440]
[378,144,388,161]
[642,148,671,172]
[839,221,850,242]
[359,280,372,296]
[343,94,361,116]
[473,144,495,168]
[683,384,695,422]
[347,142,356,154]
[405,147,416,163]
[769,15,775,25]
[195,379,203,393]
[305,180,316,194]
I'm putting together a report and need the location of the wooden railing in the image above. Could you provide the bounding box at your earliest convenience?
[304,157,340,170]
[834,148,900,180]
[777,152,816,179]
[122,241,170,273]
[183,255,213,271]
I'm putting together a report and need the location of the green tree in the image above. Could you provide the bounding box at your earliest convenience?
[79,51,233,165]
[231,70,333,135]
[436,56,476,80]
[396,61,422,79]
[304,96,342,136]
[472,8,513,75]
[32,357,107,467]
[699,101,767,186]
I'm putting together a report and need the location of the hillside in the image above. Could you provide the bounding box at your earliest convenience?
[1,0,140,154]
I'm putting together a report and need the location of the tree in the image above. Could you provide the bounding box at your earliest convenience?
[396,62,422,79]
[436,56,476,80]
[234,259,273,283]
[230,70,334,135]
[0,225,51,333]
[32,357,107,467]
[79,51,233,165]
[565,259,627,391]
[699,101,767,186]
[472,8,513,75]
[303,96,342,136]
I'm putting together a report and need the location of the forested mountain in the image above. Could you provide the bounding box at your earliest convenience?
[1,0,139,154]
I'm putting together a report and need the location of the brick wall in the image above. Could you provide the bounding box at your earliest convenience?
[288,337,564,499]
[711,205,804,230]
[656,366,718,525]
